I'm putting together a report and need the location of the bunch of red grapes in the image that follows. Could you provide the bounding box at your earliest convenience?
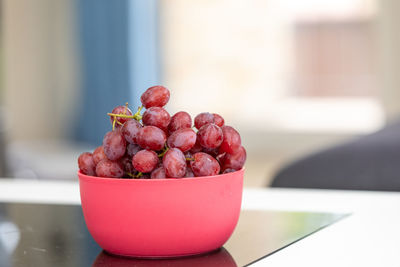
[78,86,246,179]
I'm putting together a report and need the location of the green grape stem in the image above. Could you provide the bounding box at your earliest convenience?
[133,105,143,121]
[126,172,135,178]
[107,104,143,122]
[158,145,169,158]
[108,113,135,119]
[112,117,117,131]
[108,105,143,121]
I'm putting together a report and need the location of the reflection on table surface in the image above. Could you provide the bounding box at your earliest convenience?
[0,203,345,267]
[92,248,236,267]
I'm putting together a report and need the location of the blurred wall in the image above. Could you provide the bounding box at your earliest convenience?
[378,0,400,121]
[160,0,293,122]
[2,0,79,141]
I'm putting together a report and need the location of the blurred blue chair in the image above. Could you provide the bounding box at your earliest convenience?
[74,0,159,145]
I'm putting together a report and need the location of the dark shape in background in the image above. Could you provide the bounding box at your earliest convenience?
[271,120,400,191]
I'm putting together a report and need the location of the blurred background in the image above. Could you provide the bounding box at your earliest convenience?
[1,0,399,187]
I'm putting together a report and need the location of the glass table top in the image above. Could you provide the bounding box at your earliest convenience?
[0,202,346,267]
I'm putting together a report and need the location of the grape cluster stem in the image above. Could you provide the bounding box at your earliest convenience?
[108,105,143,127]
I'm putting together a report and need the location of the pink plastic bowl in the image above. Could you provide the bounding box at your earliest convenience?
[78,168,244,258]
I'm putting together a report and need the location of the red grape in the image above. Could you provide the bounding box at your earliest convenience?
[78,152,96,176]
[163,148,186,178]
[120,156,135,174]
[132,149,159,173]
[122,119,142,144]
[103,130,126,160]
[126,143,141,157]
[109,105,133,127]
[140,85,170,108]
[78,85,248,179]
[150,166,166,179]
[215,152,225,164]
[213,113,224,127]
[92,146,107,165]
[219,126,241,154]
[222,168,236,174]
[142,107,171,130]
[95,159,124,178]
[141,173,150,179]
[189,138,203,153]
[190,152,220,177]
[137,126,166,151]
[185,167,194,177]
[168,111,192,133]
[220,146,246,171]
[202,147,219,157]
[167,128,196,152]
[197,123,223,149]
[194,112,214,129]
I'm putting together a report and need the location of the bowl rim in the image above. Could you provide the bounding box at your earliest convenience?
[78,168,244,184]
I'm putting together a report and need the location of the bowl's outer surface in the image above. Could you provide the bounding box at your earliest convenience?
[78,169,244,257]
